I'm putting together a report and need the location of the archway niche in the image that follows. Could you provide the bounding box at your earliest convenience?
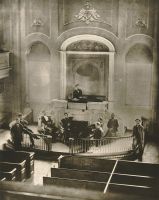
[125,43,153,106]
[60,35,115,101]
[27,42,51,102]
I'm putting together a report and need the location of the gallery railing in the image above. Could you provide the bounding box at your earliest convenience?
[68,135,135,156]
[22,133,52,151]
[22,132,144,158]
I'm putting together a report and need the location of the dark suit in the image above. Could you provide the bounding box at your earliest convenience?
[61,117,72,144]
[20,119,39,147]
[94,128,102,147]
[133,125,144,161]
[41,116,49,126]
[73,88,82,99]
[10,123,23,150]
[107,119,119,132]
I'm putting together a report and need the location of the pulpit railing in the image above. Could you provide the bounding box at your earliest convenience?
[22,131,143,159]
[22,133,52,151]
[69,135,134,156]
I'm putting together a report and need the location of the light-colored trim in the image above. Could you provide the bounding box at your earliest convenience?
[60,51,67,99]
[103,160,118,193]
[60,35,115,101]
[60,51,112,55]
[58,27,119,40]
[126,34,153,41]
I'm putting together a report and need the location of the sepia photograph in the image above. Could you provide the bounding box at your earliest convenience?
[0,0,159,199]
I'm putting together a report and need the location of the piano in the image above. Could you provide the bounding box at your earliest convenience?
[70,120,89,138]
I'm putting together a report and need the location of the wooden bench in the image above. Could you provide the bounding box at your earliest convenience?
[51,167,110,182]
[111,173,156,187]
[0,174,6,181]
[0,181,106,200]
[0,151,27,181]
[115,160,159,177]
[17,151,35,178]
[0,150,34,179]
[108,183,158,197]
[43,176,106,191]
[0,166,16,181]
[59,155,116,172]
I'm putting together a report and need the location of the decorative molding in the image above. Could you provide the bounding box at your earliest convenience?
[125,33,153,41]
[75,1,101,24]
[32,18,44,27]
[135,18,147,28]
[26,0,51,37]
[61,35,115,52]
[67,40,109,51]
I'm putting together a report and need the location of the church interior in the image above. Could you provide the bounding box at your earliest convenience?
[0,0,159,199]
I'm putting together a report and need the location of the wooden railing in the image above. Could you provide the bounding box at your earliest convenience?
[22,132,144,158]
[22,133,52,151]
[69,135,134,156]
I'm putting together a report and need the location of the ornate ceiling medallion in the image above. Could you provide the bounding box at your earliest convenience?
[75,1,101,24]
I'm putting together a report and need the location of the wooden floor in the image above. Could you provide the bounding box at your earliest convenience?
[0,127,159,185]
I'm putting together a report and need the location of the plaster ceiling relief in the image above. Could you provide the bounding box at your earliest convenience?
[74,0,107,25]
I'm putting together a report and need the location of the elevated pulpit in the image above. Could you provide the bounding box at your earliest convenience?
[50,99,108,126]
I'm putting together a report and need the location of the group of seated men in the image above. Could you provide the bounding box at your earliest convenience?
[6,110,145,161]
[38,111,64,143]
[38,111,107,144]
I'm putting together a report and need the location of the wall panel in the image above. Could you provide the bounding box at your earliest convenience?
[25,0,51,37]
[58,0,119,36]
[126,0,155,38]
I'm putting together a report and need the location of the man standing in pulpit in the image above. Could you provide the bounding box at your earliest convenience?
[73,84,82,99]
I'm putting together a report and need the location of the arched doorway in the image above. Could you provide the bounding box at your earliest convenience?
[60,35,115,102]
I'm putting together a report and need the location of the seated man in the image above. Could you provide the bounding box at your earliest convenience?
[106,113,119,136]
[38,111,51,132]
[43,116,60,142]
[73,84,82,99]
[41,111,49,126]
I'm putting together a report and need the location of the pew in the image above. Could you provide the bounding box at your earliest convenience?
[0,181,106,200]
[114,160,159,177]
[111,173,156,187]
[0,151,26,181]
[0,164,16,181]
[59,155,116,172]
[0,180,158,200]
[0,161,26,181]
[43,176,106,191]
[17,151,35,178]
[0,174,6,181]
[0,150,34,179]
[51,167,110,182]
[108,183,158,198]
